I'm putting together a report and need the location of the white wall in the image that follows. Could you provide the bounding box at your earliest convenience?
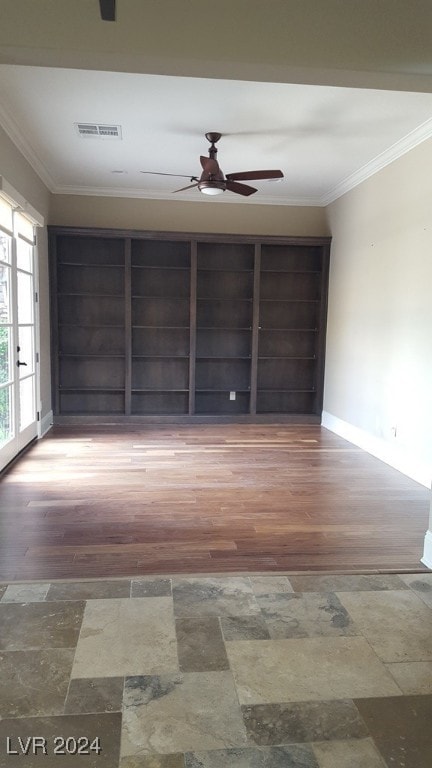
[324,137,432,492]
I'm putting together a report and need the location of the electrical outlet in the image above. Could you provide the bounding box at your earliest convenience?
[229,391,236,401]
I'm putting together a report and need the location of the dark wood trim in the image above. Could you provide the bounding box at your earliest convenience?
[48,229,60,417]
[250,243,261,414]
[48,225,331,248]
[314,241,330,415]
[124,238,132,416]
[188,241,197,414]
[52,413,321,425]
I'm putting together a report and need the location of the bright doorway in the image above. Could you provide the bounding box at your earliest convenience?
[0,195,39,471]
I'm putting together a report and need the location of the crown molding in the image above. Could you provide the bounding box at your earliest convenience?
[320,115,432,205]
[53,184,323,206]
[0,102,57,193]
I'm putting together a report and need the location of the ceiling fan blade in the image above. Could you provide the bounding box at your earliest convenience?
[200,156,220,175]
[226,170,284,182]
[99,0,116,21]
[141,171,198,180]
[225,180,257,196]
[172,182,200,193]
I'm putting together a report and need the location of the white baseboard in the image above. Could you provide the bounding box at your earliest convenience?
[321,411,431,489]
[421,530,432,569]
[39,410,53,438]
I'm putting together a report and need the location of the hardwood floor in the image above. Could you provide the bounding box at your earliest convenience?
[0,425,429,581]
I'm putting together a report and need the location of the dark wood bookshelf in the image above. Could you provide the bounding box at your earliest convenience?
[49,228,330,423]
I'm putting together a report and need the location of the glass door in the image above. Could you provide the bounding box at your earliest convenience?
[0,204,38,471]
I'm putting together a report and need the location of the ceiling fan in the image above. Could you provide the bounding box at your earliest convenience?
[99,0,116,21]
[141,133,284,197]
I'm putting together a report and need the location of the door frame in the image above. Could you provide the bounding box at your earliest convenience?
[0,182,43,472]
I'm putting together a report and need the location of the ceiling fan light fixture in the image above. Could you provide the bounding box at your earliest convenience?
[198,181,225,196]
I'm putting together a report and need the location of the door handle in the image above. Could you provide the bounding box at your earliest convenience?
[16,360,27,367]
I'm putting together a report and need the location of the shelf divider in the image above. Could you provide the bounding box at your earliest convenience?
[250,243,261,414]
[124,238,132,416]
[189,241,197,415]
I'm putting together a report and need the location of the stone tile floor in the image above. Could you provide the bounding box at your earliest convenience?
[0,572,431,767]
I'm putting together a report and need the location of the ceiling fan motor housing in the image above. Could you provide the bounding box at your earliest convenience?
[199,132,225,193]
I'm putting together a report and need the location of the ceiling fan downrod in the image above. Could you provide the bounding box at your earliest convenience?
[205,132,222,162]
[199,132,225,194]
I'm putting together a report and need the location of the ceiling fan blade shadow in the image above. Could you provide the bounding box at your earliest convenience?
[141,171,198,180]
[225,180,257,196]
[226,170,283,181]
[99,0,116,21]
[172,182,200,193]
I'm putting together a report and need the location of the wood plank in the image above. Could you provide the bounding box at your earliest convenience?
[0,424,429,581]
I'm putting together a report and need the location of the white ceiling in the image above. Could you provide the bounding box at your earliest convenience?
[1,64,432,206]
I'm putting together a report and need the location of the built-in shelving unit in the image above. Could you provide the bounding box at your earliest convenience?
[49,228,330,423]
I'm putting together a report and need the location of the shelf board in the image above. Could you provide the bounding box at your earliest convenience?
[258,356,316,360]
[132,388,189,393]
[59,387,125,392]
[197,267,253,274]
[132,295,189,301]
[132,355,189,359]
[131,293,190,302]
[59,353,125,358]
[197,297,252,302]
[197,326,252,331]
[259,298,318,303]
[196,356,251,360]
[196,388,251,393]
[59,323,125,329]
[131,265,189,271]
[260,268,321,274]
[259,327,318,332]
[58,292,124,298]
[258,388,316,393]
[58,262,124,269]
[197,297,252,303]
[132,325,190,330]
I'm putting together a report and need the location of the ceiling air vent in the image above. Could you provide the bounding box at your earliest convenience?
[75,123,122,139]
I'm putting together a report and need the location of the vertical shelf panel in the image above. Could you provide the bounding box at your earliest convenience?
[250,244,261,414]
[315,242,331,416]
[189,241,197,415]
[124,238,132,416]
